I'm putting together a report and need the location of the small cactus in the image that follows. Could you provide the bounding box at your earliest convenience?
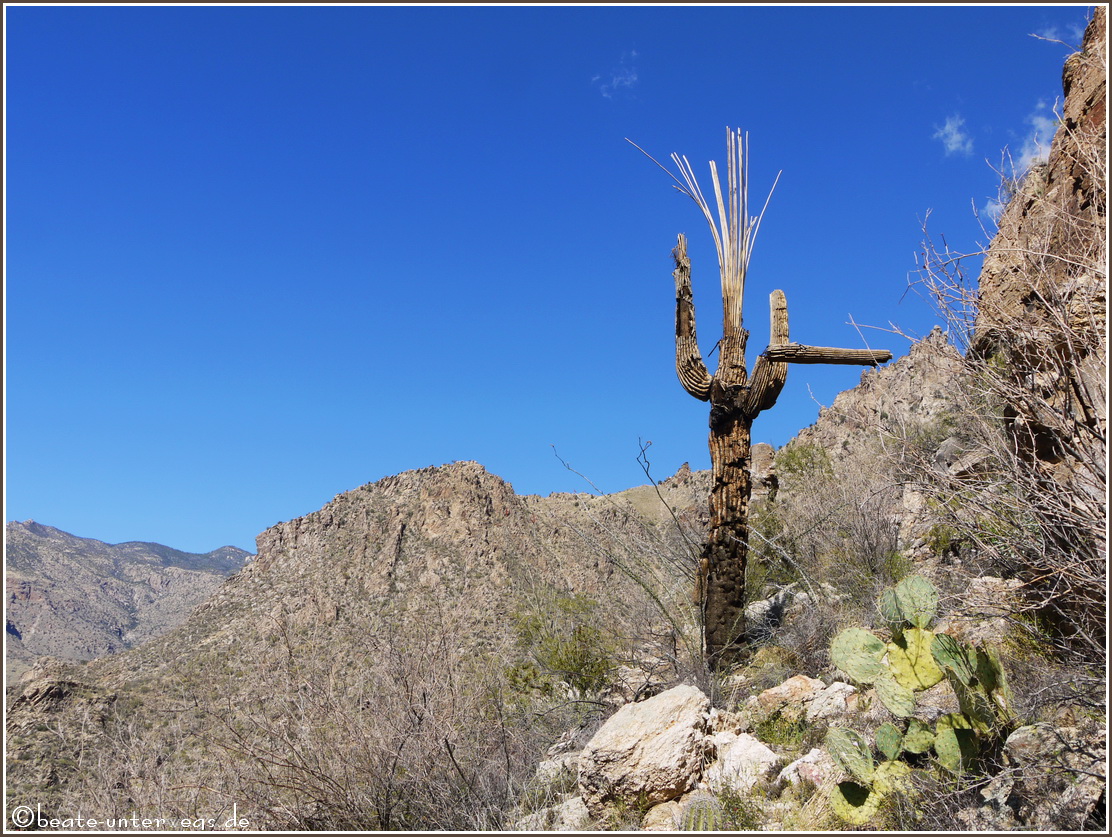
[681,798,724,831]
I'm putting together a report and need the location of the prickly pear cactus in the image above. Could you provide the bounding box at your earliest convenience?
[875,723,903,761]
[890,575,938,628]
[887,627,944,690]
[825,575,1017,821]
[830,627,887,684]
[825,727,875,782]
[830,781,880,825]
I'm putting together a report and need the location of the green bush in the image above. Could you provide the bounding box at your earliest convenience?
[775,442,833,487]
[510,590,617,695]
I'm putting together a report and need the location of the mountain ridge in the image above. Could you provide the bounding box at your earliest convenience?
[4,521,252,683]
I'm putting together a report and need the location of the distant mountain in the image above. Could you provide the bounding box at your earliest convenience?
[4,521,252,683]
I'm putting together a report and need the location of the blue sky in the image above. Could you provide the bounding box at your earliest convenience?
[5,4,1093,553]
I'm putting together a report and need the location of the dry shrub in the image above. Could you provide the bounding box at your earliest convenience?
[910,92,1106,669]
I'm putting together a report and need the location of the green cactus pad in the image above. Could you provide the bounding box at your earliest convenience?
[874,670,916,718]
[872,760,912,794]
[887,627,944,690]
[825,727,875,782]
[902,719,935,754]
[980,646,1014,720]
[891,575,939,628]
[875,723,903,760]
[933,716,978,774]
[830,781,881,825]
[930,633,978,685]
[975,646,1013,720]
[877,587,904,628]
[949,676,997,733]
[831,627,887,684]
[935,712,974,732]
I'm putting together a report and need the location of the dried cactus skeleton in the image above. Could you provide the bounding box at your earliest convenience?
[633,129,892,666]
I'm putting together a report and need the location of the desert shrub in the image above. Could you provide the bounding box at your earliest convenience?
[911,99,1106,668]
[510,589,617,696]
[775,441,833,487]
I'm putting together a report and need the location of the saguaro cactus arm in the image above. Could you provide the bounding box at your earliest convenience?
[741,289,790,417]
[763,344,892,365]
[673,234,713,401]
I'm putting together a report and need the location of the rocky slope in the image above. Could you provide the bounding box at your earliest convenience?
[5,521,251,683]
[4,462,715,828]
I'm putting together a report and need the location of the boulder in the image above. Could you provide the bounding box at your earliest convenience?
[805,681,859,723]
[641,800,682,831]
[777,747,836,789]
[753,674,825,719]
[958,721,1106,830]
[577,684,710,817]
[533,752,579,786]
[515,795,591,831]
[704,731,781,792]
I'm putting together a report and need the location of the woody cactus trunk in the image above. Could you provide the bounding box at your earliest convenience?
[638,130,891,667]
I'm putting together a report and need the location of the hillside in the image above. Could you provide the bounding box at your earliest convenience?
[5,521,251,683]
[5,461,716,828]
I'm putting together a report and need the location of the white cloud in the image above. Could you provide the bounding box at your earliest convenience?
[1017,100,1058,171]
[1033,22,1086,46]
[933,115,974,156]
[594,51,639,99]
[982,196,1007,223]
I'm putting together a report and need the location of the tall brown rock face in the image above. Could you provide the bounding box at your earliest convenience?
[970,8,1106,645]
[973,7,1106,447]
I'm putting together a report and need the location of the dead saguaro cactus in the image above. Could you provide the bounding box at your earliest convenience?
[633,129,892,667]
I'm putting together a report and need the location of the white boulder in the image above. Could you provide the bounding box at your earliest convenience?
[577,684,710,817]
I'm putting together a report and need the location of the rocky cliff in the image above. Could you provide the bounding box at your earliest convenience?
[970,5,1105,497]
